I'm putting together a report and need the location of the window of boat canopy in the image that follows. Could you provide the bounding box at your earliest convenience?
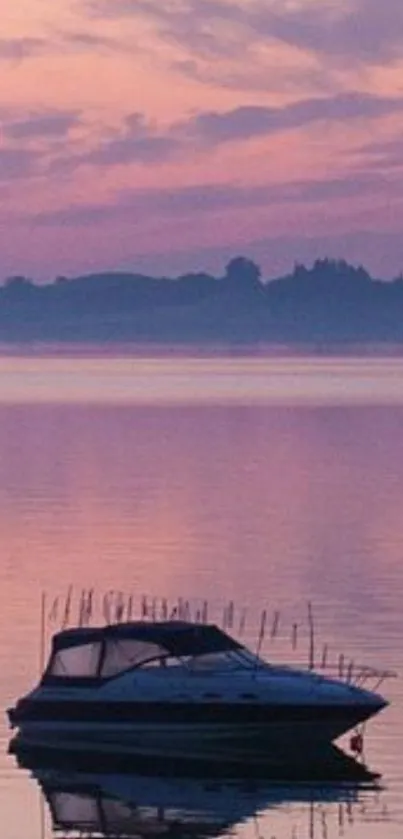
[45,622,242,681]
[47,627,102,678]
[49,641,101,677]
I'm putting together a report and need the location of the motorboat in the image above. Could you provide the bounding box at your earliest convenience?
[7,620,388,759]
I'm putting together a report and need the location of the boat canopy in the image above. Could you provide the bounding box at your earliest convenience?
[43,622,243,683]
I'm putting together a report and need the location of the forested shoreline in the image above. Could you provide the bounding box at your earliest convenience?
[2,256,403,343]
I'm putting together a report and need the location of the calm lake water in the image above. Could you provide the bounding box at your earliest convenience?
[1,349,403,838]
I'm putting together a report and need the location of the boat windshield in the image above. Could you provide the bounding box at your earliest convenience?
[101,640,168,676]
[184,648,260,671]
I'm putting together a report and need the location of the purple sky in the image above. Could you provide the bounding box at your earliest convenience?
[2,0,403,279]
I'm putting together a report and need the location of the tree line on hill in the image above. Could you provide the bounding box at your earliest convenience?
[2,256,403,342]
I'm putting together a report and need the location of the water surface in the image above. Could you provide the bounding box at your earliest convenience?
[0,350,402,838]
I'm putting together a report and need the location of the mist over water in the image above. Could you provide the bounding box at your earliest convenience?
[1,349,403,838]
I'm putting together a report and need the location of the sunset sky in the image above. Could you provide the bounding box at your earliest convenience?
[3,0,403,280]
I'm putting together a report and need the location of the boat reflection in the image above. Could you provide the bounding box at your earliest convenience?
[10,739,385,839]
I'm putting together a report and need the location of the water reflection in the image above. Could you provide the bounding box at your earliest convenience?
[11,742,384,839]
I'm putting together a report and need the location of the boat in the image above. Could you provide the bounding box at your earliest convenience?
[7,620,388,760]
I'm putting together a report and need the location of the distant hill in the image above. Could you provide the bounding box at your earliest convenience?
[2,256,403,343]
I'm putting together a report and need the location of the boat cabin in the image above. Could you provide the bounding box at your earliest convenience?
[42,621,256,685]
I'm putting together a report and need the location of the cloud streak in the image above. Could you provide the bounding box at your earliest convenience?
[28,169,403,228]
[87,0,403,70]
[60,31,130,52]
[45,91,403,174]
[3,110,82,140]
[1,90,402,184]
[0,109,84,182]
[0,31,132,63]
[0,37,49,61]
[182,93,403,145]
[0,148,41,180]
[353,137,403,171]
[249,0,403,65]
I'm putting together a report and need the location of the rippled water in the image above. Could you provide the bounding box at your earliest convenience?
[1,350,403,838]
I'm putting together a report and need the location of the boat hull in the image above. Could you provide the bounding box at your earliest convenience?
[9,692,385,755]
[10,712,373,760]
